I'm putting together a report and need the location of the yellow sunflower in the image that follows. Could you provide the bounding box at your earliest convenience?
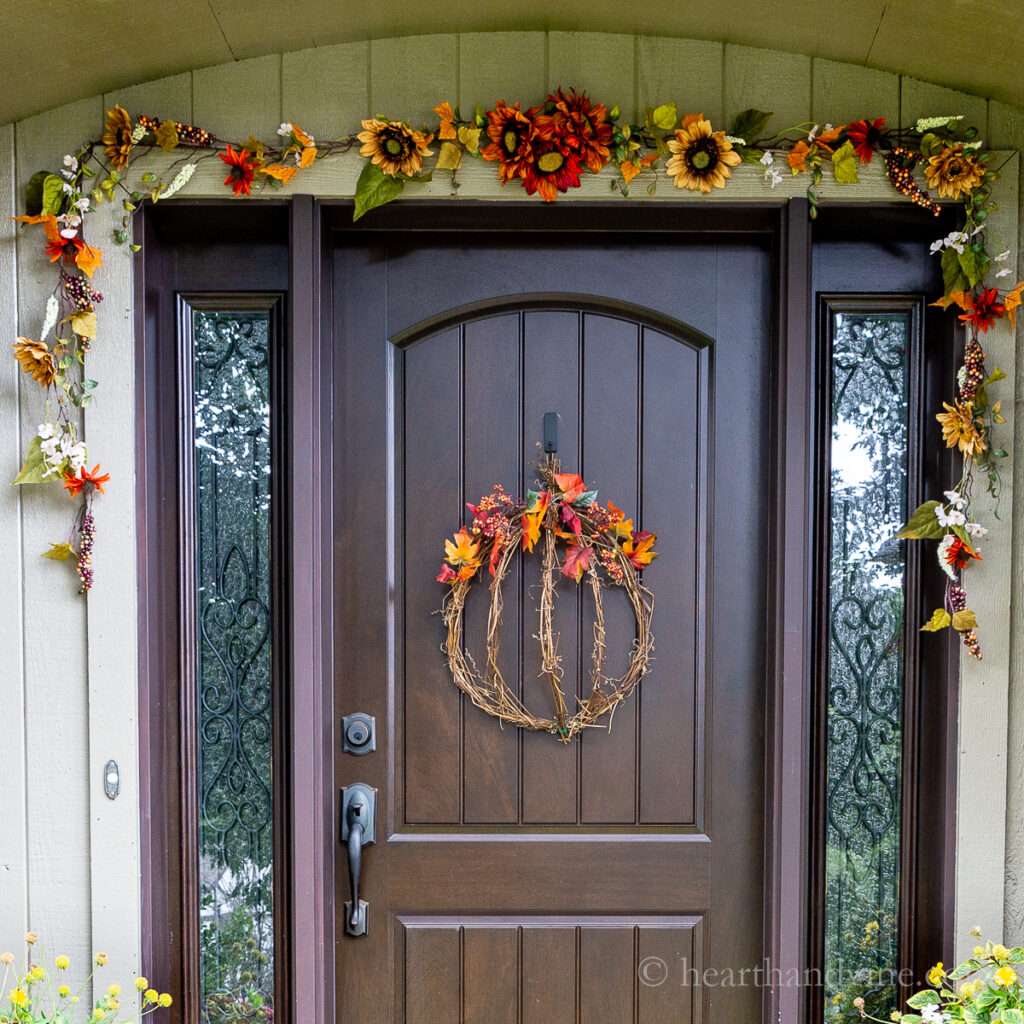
[936,400,986,457]
[13,337,58,388]
[102,105,134,170]
[357,119,434,177]
[924,144,983,200]
[665,116,741,193]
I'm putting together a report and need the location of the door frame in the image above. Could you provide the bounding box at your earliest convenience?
[136,196,959,1024]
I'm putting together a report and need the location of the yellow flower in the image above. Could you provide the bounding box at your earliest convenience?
[927,962,945,986]
[994,964,1017,987]
[890,1013,901,1022]
[158,993,173,1008]
[144,989,158,1004]
[55,956,70,970]
[58,986,70,998]
[936,400,986,458]
[865,921,880,933]
[973,945,987,957]
[107,998,120,1011]
[101,105,134,171]
[25,933,37,946]
[665,115,742,193]
[357,119,434,177]
[993,944,1009,959]
[970,925,983,937]
[92,1008,104,1020]
[108,985,120,997]
[31,966,45,981]
[0,953,13,966]
[135,977,148,991]
[94,953,108,967]
[924,144,983,200]
[9,988,28,1007]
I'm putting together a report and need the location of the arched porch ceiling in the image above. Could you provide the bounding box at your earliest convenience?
[3,0,1021,126]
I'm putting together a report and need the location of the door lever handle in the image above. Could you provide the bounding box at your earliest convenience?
[340,784,376,937]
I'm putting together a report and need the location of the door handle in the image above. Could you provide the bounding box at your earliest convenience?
[340,783,376,937]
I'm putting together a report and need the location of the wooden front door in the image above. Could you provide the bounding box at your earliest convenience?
[330,220,773,1021]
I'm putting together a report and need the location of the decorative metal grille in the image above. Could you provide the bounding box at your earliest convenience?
[824,311,909,1021]
[193,310,275,1024]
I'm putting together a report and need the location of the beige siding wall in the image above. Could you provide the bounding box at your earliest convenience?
[1,31,1022,970]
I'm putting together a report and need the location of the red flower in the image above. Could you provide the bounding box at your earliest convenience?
[219,145,260,196]
[959,288,1006,333]
[537,88,613,174]
[846,118,888,163]
[45,232,85,264]
[944,536,982,569]
[436,564,458,584]
[480,101,541,183]
[62,464,110,498]
[523,138,583,202]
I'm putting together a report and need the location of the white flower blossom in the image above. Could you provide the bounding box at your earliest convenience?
[74,197,90,213]
[931,230,967,255]
[996,267,1012,278]
[130,123,147,144]
[62,154,77,170]
[278,122,294,136]
[760,150,774,166]
[159,163,197,201]
[724,135,746,146]
[767,167,783,188]
[995,249,1011,261]
[964,140,983,150]
[922,1006,948,1024]
[935,505,966,528]
[966,522,988,538]
[61,181,76,195]
[943,489,966,509]
[59,228,79,240]
[807,124,819,142]
[914,115,963,132]
[937,535,957,579]
[40,295,59,342]
[37,422,55,440]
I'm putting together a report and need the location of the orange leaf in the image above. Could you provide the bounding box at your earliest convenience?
[606,500,626,523]
[622,529,658,569]
[75,244,103,279]
[522,491,550,553]
[930,290,972,312]
[1004,281,1024,329]
[788,141,810,173]
[553,472,586,502]
[299,146,317,168]
[444,525,481,568]
[434,102,457,140]
[260,164,299,184]
[290,123,313,147]
[814,124,845,152]
[679,112,703,130]
[13,213,63,244]
[620,160,641,184]
[561,544,592,583]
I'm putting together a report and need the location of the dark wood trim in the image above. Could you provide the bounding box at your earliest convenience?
[763,197,815,1024]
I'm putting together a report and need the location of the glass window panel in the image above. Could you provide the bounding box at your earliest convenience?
[824,311,909,1022]
[193,309,275,1024]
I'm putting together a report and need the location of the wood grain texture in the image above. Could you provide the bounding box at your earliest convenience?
[637,37,725,127]
[723,44,812,140]
[0,121,29,957]
[458,32,546,113]
[103,73,193,123]
[811,58,898,127]
[547,32,636,122]
[900,76,989,137]
[282,42,370,140]
[369,34,457,130]
[193,55,283,141]
[13,94,101,967]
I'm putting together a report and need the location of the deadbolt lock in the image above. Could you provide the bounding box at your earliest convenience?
[342,713,376,755]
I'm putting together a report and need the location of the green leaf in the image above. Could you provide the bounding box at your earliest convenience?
[41,174,66,216]
[831,140,859,183]
[24,170,50,216]
[907,990,941,1008]
[942,247,971,296]
[919,132,944,157]
[952,609,978,631]
[650,102,677,131]
[986,366,1007,384]
[897,500,944,540]
[1008,948,1024,964]
[920,608,951,632]
[958,246,991,288]
[729,108,773,142]
[1001,1007,1024,1023]
[352,161,405,222]
[43,542,75,561]
[950,958,982,978]
[526,489,541,511]
[573,490,598,507]
[12,435,48,485]
[738,147,765,164]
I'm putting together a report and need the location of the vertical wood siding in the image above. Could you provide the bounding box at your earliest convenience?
[0,29,1020,974]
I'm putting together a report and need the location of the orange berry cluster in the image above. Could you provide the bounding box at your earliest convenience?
[884,147,941,215]
[959,337,986,401]
[137,115,216,148]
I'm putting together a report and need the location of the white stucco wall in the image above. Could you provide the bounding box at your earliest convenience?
[1,31,1022,977]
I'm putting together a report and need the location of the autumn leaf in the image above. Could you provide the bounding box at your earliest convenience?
[952,609,978,631]
[788,141,811,173]
[436,141,462,171]
[830,140,859,183]
[606,500,626,523]
[299,146,317,168]
[457,125,481,153]
[434,102,457,140]
[559,503,583,539]
[155,119,180,152]
[43,542,75,561]
[920,608,951,632]
[816,124,846,150]
[291,123,314,148]
[488,539,504,577]
[444,525,481,568]
[650,103,679,130]
[930,290,972,312]
[553,472,586,502]
[260,164,299,184]
[623,529,658,569]
[70,310,97,339]
[436,563,458,584]
[621,160,642,184]
[242,135,266,160]
[561,544,592,582]
[522,491,550,552]
[75,244,103,279]
[896,500,945,540]
[1003,281,1024,328]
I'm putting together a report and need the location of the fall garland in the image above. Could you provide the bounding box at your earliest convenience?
[437,458,655,741]
[7,92,1016,659]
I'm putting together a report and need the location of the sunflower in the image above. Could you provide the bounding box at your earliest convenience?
[480,101,540,183]
[936,400,986,458]
[924,144,983,200]
[846,118,888,163]
[357,119,434,177]
[102,106,134,170]
[522,137,583,202]
[218,145,260,196]
[538,88,613,174]
[665,116,741,193]
[13,337,58,388]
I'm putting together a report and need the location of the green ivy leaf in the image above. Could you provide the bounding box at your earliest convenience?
[24,170,50,216]
[525,489,541,511]
[1008,948,1024,964]
[738,147,766,164]
[352,161,405,222]
[831,140,859,183]
[650,102,678,131]
[12,435,47,485]
[573,490,598,507]
[958,246,991,288]
[1001,1007,1024,1023]
[941,246,971,296]
[950,958,982,978]
[896,500,944,540]
[729,108,773,142]
[41,174,66,216]
[907,990,941,1008]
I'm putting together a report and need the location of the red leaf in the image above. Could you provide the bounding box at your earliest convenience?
[561,544,591,582]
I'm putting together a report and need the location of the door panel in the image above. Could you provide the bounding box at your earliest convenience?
[331,233,771,1021]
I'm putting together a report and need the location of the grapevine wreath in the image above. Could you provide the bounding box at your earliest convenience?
[436,456,657,743]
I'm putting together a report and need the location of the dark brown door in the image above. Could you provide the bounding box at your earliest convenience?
[330,225,772,1022]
